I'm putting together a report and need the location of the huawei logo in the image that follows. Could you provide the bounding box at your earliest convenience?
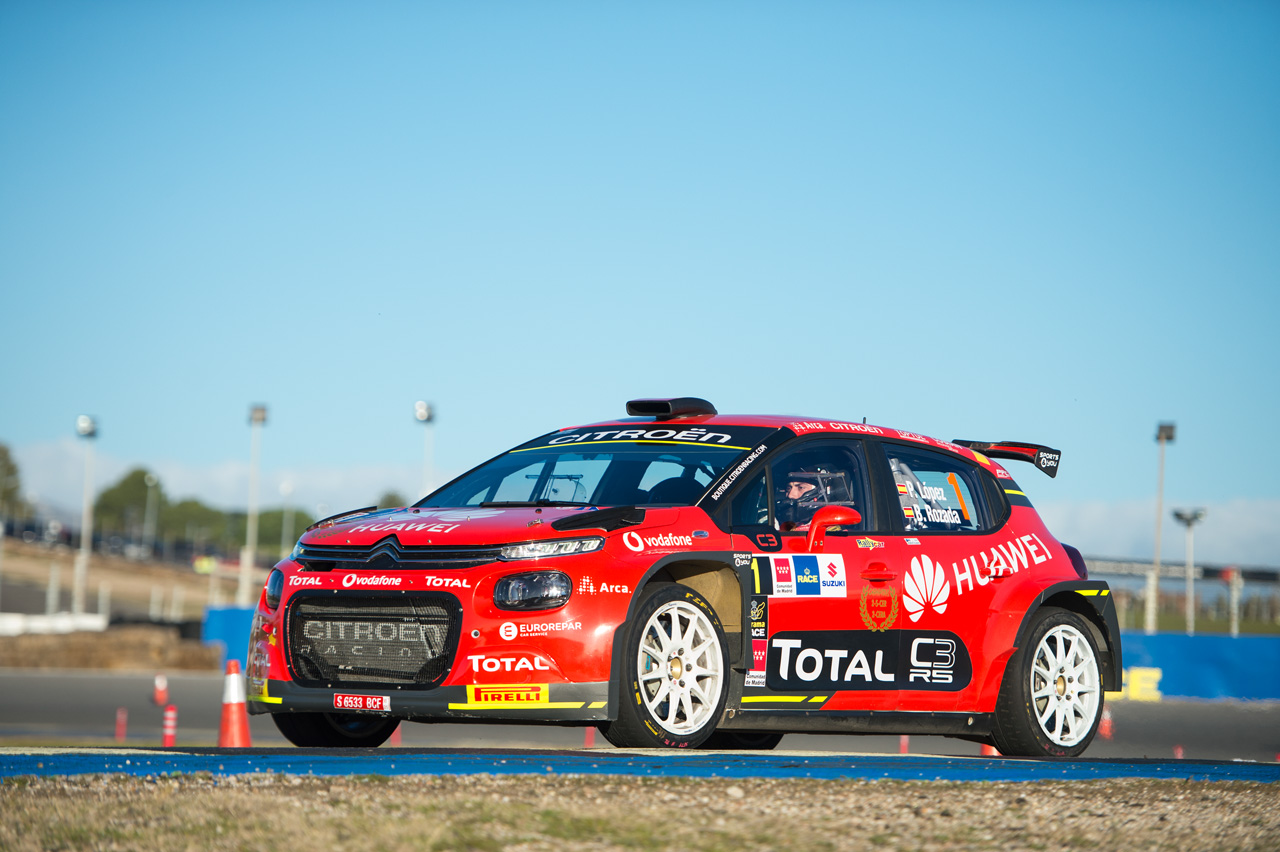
[903,554,950,622]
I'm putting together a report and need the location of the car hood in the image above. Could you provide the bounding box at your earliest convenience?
[298,506,662,548]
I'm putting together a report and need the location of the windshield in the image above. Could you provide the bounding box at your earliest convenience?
[421,425,779,508]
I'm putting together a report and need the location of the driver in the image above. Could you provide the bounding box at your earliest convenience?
[776,464,853,530]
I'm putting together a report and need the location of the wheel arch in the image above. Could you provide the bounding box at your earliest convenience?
[606,551,748,719]
[1011,582,1122,691]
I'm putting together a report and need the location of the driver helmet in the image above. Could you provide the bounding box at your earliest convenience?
[777,464,853,527]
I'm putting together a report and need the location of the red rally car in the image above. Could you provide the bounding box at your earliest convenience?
[247,398,1120,757]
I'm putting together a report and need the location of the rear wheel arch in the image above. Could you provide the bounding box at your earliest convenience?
[1012,585,1121,691]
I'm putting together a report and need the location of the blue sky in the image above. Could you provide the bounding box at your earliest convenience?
[2,3,1277,564]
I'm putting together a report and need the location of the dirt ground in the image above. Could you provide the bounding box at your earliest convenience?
[1,773,1277,852]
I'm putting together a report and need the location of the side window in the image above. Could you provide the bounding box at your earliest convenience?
[881,444,992,534]
[768,440,871,533]
[730,471,770,527]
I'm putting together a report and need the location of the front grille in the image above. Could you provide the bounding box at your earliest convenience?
[297,539,503,572]
[287,593,461,688]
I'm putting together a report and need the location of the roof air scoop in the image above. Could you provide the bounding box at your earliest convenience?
[625,398,718,420]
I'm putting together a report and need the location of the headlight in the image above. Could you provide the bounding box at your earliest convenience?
[499,537,603,560]
[265,569,284,610]
[494,571,572,611]
[289,542,304,561]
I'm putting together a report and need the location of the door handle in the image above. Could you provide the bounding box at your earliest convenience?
[860,562,895,583]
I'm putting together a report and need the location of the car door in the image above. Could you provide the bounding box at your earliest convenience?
[728,437,904,712]
[867,440,1005,712]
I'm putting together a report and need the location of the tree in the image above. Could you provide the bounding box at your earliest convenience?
[95,468,165,539]
[0,443,22,516]
[377,491,408,509]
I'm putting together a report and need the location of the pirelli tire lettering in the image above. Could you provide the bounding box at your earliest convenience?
[766,630,973,692]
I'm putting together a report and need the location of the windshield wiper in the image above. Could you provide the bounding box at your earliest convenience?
[479,500,596,508]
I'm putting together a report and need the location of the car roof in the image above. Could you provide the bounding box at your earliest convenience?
[561,413,1003,470]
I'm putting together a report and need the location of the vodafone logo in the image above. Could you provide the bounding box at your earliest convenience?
[621,531,694,552]
[341,574,403,588]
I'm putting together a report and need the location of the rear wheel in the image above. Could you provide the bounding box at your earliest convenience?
[599,583,729,748]
[271,712,400,748]
[993,607,1103,757]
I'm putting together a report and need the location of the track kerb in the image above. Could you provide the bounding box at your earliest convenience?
[218,660,252,748]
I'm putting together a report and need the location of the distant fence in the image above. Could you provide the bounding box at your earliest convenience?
[1111,632,1280,702]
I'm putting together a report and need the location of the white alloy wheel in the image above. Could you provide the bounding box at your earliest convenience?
[636,599,725,736]
[1029,623,1101,747]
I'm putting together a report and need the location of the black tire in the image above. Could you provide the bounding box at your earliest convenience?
[271,712,400,748]
[698,731,784,750]
[599,583,730,749]
[992,607,1104,758]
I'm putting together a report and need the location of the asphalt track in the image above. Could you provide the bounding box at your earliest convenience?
[2,747,1279,783]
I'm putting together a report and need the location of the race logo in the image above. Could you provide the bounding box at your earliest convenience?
[904,555,950,622]
[859,584,898,631]
[767,630,970,691]
[794,559,822,596]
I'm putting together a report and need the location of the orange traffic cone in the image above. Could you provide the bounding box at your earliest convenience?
[217,659,252,748]
[981,743,1001,756]
[153,673,169,706]
[1099,706,1114,740]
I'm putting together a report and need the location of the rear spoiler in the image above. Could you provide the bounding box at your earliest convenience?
[952,440,1061,478]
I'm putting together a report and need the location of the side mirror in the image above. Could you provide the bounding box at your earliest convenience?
[805,505,862,552]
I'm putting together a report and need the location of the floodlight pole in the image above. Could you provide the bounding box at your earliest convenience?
[279,479,295,559]
[415,401,435,499]
[72,415,97,615]
[1144,423,1175,634]
[1173,508,1205,637]
[142,473,159,560]
[237,405,267,607]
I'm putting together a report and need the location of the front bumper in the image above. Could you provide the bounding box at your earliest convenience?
[249,678,611,722]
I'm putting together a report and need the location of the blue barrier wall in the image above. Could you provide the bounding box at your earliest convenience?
[1117,632,1280,701]
[201,606,255,669]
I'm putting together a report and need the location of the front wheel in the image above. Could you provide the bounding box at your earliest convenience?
[992,607,1103,757]
[271,712,400,748]
[599,583,729,748]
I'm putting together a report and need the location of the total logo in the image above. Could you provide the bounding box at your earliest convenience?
[466,653,552,673]
[288,575,323,587]
[622,531,694,552]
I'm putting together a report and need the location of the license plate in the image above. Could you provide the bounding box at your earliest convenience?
[333,693,391,711]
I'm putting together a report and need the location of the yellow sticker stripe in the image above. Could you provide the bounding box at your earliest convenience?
[1077,589,1111,597]
[588,701,607,709]
[1004,489,1026,496]
[250,681,283,704]
[511,440,752,453]
[808,696,828,703]
[741,696,811,704]
[448,702,587,710]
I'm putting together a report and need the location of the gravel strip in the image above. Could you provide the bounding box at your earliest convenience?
[2,773,1277,851]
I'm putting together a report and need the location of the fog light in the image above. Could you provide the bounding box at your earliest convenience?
[494,571,572,611]
[265,569,284,610]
